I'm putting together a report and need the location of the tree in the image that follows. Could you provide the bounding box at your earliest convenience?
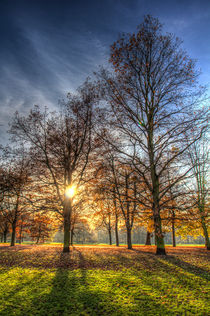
[109,159,139,249]
[113,187,120,246]
[0,214,10,243]
[0,166,11,243]
[16,214,31,244]
[187,135,210,249]
[92,185,114,246]
[92,155,121,246]
[29,213,56,244]
[69,190,91,246]
[10,81,97,252]
[98,15,208,254]
[0,148,31,246]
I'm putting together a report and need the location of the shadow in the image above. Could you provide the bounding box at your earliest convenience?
[73,246,87,269]
[162,255,210,282]
[31,249,171,315]
[28,250,116,315]
[0,246,209,315]
[0,269,44,302]
[0,244,33,251]
[130,247,156,255]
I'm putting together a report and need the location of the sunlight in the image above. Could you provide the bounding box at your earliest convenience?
[65,185,76,198]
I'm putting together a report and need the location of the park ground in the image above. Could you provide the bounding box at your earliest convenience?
[0,244,209,315]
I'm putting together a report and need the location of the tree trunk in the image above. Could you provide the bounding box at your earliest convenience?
[36,235,40,244]
[36,227,41,244]
[148,126,166,255]
[115,215,119,247]
[154,212,165,255]
[145,231,151,245]
[201,216,210,250]
[108,228,112,245]
[3,229,8,243]
[11,195,19,247]
[127,227,132,249]
[113,191,119,247]
[0,234,3,242]
[10,221,17,246]
[152,190,165,254]
[19,224,23,244]
[63,199,72,253]
[70,229,74,246]
[172,211,176,247]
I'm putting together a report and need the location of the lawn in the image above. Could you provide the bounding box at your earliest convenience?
[0,245,209,315]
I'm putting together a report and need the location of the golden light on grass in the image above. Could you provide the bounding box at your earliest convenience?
[65,185,76,198]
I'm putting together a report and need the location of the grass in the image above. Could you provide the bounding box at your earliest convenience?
[0,244,209,315]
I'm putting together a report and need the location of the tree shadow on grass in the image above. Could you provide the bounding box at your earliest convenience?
[159,255,210,282]
[29,250,117,315]
[139,256,210,314]
[2,247,207,315]
[131,248,210,280]
[0,268,51,316]
[0,244,33,251]
[29,249,172,316]
[0,253,182,316]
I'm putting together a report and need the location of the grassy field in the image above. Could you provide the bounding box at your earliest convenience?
[0,244,209,315]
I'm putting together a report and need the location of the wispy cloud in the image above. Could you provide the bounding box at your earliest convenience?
[0,0,209,144]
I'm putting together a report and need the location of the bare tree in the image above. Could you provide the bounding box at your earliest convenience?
[187,134,210,249]
[98,15,208,254]
[10,81,96,252]
[0,168,11,243]
[109,158,139,249]
[0,148,31,246]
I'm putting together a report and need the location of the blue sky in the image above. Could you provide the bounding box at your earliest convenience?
[0,0,210,142]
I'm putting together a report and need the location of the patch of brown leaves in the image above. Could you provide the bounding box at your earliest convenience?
[0,244,209,271]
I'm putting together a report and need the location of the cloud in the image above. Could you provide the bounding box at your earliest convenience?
[0,7,109,143]
[0,0,209,144]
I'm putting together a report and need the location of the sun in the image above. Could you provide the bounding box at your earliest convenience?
[65,185,76,198]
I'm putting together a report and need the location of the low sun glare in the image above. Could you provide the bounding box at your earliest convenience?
[65,185,76,198]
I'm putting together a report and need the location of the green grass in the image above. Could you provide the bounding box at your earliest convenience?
[0,266,209,315]
[0,245,209,315]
